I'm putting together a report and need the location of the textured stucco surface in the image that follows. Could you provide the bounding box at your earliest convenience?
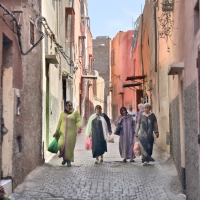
[93,37,110,114]
[0,0,43,188]
[183,80,199,200]
[169,96,181,181]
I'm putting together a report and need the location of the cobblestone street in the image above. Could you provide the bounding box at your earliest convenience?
[10,127,186,200]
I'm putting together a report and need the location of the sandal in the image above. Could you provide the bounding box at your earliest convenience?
[143,162,148,166]
[61,160,67,165]
[66,160,71,167]
[95,160,99,164]
[130,159,135,163]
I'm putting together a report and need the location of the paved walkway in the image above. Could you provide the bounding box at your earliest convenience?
[10,127,186,200]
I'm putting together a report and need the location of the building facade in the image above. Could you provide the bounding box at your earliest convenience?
[139,0,200,199]
[93,36,111,116]
[110,29,143,121]
[0,0,43,188]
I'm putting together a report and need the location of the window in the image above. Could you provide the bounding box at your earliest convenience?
[30,22,34,45]
[111,50,115,66]
[16,136,22,153]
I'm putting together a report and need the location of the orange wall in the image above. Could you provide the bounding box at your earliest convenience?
[111,30,141,120]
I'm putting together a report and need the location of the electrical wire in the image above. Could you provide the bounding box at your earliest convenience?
[0,2,74,68]
[0,3,44,55]
[36,16,74,66]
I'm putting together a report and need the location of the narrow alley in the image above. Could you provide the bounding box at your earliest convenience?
[10,127,185,200]
[1,0,200,199]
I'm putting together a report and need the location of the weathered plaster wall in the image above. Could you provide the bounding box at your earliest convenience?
[169,96,181,182]
[183,80,199,199]
[2,67,14,177]
[0,0,43,187]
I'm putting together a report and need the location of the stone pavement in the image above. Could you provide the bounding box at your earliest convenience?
[10,127,186,200]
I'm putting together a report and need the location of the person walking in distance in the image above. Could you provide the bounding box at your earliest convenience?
[53,101,82,167]
[136,103,144,123]
[127,104,137,122]
[115,107,136,163]
[86,105,112,164]
[135,103,159,166]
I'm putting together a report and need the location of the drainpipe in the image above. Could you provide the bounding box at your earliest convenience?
[140,14,144,75]
[154,0,158,72]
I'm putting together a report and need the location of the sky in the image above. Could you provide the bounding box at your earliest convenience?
[87,0,145,39]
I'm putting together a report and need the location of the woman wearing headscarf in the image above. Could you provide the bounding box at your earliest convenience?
[53,101,82,167]
[115,107,136,163]
[86,105,112,164]
[136,103,144,123]
[135,103,159,166]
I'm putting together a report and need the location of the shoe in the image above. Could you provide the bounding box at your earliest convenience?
[67,163,71,167]
[95,160,99,164]
[61,160,67,165]
[143,162,148,166]
[130,159,135,163]
[123,159,127,163]
[100,159,103,162]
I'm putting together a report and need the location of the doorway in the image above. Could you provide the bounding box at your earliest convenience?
[136,90,143,111]
[62,79,67,110]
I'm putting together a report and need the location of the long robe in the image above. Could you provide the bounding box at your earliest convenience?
[115,114,135,159]
[136,113,158,163]
[86,113,111,158]
[136,109,144,123]
[53,111,82,162]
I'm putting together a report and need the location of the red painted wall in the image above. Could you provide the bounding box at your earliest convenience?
[111,30,141,120]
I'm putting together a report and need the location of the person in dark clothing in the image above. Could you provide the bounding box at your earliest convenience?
[86,105,112,164]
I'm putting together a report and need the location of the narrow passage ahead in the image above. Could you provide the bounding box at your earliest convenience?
[10,126,185,200]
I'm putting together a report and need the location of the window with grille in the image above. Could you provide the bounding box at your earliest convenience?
[30,22,34,45]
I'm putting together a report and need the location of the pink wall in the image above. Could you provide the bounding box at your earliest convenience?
[111,30,141,120]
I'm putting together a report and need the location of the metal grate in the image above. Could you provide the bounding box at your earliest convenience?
[30,22,34,45]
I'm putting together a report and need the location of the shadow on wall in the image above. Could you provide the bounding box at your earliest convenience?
[112,104,118,123]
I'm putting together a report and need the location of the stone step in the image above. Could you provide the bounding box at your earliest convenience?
[1,179,12,197]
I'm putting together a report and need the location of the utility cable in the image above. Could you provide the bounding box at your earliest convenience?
[0,3,44,55]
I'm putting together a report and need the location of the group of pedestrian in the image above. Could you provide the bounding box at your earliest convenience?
[52,100,159,167]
